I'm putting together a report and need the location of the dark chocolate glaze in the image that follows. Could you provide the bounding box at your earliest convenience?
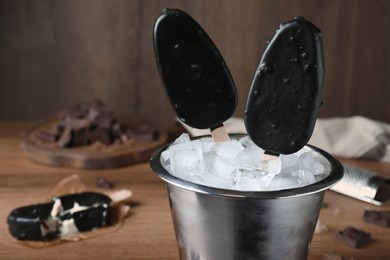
[153,9,237,129]
[7,202,55,241]
[56,192,111,210]
[57,192,112,232]
[7,192,112,241]
[245,17,324,155]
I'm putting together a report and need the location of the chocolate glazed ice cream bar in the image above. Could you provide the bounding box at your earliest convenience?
[245,17,324,156]
[153,9,237,142]
[7,192,112,241]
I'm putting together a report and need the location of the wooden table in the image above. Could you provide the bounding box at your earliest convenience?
[0,122,389,259]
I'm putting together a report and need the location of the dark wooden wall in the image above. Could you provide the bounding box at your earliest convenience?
[1,0,390,124]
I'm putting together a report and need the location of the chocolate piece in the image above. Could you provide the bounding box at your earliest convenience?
[7,192,112,241]
[55,100,116,147]
[153,8,237,129]
[245,17,324,155]
[71,126,90,146]
[89,127,111,145]
[363,210,390,227]
[336,226,371,248]
[110,121,124,140]
[38,100,156,148]
[96,176,114,189]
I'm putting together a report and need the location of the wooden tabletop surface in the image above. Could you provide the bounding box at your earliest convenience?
[0,122,389,260]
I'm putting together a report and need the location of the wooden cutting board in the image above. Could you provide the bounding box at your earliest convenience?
[21,118,169,169]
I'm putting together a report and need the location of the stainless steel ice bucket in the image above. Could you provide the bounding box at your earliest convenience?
[150,135,343,260]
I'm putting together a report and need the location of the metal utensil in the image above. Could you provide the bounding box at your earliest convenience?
[330,164,390,206]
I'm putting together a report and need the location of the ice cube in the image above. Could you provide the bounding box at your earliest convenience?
[230,169,259,190]
[238,136,255,148]
[203,172,234,189]
[172,133,191,145]
[161,133,192,164]
[161,149,171,163]
[237,144,264,169]
[233,169,277,190]
[213,139,243,159]
[212,155,238,179]
[201,137,214,153]
[265,175,299,190]
[170,140,205,178]
[291,169,317,186]
[203,150,215,173]
[257,170,278,188]
[259,154,282,174]
[280,153,300,170]
[230,169,241,187]
[299,152,325,175]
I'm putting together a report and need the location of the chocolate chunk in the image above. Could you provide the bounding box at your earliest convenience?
[336,226,371,248]
[95,176,114,189]
[71,126,89,146]
[39,100,156,147]
[89,127,111,145]
[363,210,390,227]
[53,100,116,146]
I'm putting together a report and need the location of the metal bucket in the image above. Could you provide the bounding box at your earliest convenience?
[150,135,343,260]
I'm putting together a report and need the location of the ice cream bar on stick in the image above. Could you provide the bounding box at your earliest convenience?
[245,17,324,159]
[153,9,237,142]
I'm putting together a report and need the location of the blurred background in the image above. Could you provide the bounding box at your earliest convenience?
[1,0,389,124]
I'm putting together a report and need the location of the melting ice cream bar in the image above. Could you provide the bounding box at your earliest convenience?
[7,192,112,241]
[153,9,237,133]
[245,17,324,155]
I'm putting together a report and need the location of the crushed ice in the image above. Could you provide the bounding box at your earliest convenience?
[161,134,330,191]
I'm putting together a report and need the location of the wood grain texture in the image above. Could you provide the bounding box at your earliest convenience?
[0,122,390,259]
[1,0,390,124]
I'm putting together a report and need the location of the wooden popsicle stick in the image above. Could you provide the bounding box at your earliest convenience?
[211,124,230,142]
[262,152,279,161]
[259,151,281,173]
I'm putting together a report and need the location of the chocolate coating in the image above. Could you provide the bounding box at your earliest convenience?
[245,17,324,154]
[153,9,237,129]
[7,203,55,241]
